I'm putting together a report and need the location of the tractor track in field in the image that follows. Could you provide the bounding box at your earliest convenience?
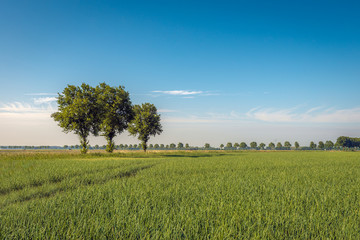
[0,164,156,208]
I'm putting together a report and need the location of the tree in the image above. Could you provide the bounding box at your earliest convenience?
[310,141,316,149]
[63,145,68,149]
[160,144,165,148]
[51,83,100,154]
[325,141,334,150]
[95,83,133,153]
[124,144,128,149]
[234,143,240,149]
[276,142,283,149]
[220,144,224,149]
[119,144,124,149]
[154,144,159,149]
[185,143,189,149]
[177,142,184,149]
[318,141,325,149]
[149,144,154,149]
[128,103,162,152]
[133,144,138,149]
[170,143,176,149]
[284,141,291,149]
[204,143,210,149]
[250,141,257,149]
[259,143,265,149]
[226,142,233,149]
[268,142,275,149]
[240,142,247,149]
[294,141,300,149]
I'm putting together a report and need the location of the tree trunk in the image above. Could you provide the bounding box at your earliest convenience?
[106,135,115,153]
[79,135,88,154]
[141,142,147,152]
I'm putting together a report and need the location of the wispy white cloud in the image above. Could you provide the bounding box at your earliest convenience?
[0,102,55,114]
[25,93,57,96]
[153,90,203,96]
[33,97,57,105]
[158,109,178,113]
[246,107,360,123]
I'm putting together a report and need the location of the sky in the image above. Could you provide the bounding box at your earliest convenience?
[0,0,359,147]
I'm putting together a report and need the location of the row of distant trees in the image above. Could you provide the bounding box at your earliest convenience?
[51,83,162,153]
[1,137,358,151]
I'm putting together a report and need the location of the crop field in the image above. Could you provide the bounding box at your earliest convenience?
[1,150,360,239]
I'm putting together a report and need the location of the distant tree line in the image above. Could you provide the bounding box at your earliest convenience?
[336,136,360,148]
[51,83,162,153]
[2,136,359,151]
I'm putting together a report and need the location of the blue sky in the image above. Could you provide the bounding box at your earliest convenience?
[0,0,359,146]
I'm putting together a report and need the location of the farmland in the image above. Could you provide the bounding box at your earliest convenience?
[1,150,360,239]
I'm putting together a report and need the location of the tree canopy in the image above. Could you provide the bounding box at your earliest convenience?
[51,83,100,154]
[128,103,163,152]
[96,83,134,153]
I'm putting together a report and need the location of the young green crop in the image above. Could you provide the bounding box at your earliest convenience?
[1,151,360,239]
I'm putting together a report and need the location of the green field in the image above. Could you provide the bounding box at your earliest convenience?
[1,150,360,239]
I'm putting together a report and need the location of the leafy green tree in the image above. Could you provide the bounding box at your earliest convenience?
[177,142,184,149]
[128,103,162,152]
[325,140,334,150]
[94,144,99,149]
[284,141,291,148]
[129,144,133,149]
[149,144,154,149]
[51,83,100,154]
[220,144,224,149]
[119,144,124,149]
[166,144,170,149]
[234,143,240,149]
[226,142,233,148]
[259,143,266,149]
[294,141,300,149]
[204,143,210,149]
[318,141,325,149]
[310,141,316,149]
[63,145,68,149]
[96,83,133,153]
[250,141,257,149]
[268,142,275,149]
[276,142,282,149]
[185,143,189,149]
[133,144,138,149]
[160,144,165,148]
[124,144,128,149]
[154,144,160,149]
[240,142,247,149]
[170,143,176,148]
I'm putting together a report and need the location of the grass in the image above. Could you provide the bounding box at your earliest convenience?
[1,150,360,239]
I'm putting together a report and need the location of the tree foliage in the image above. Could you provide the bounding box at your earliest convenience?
[250,142,257,149]
[336,136,360,148]
[128,103,162,152]
[294,141,300,149]
[96,83,134,153]
[310,141,316,149]
[51,83,100,154]
[325,141,334,149]
[240,142,247,149]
